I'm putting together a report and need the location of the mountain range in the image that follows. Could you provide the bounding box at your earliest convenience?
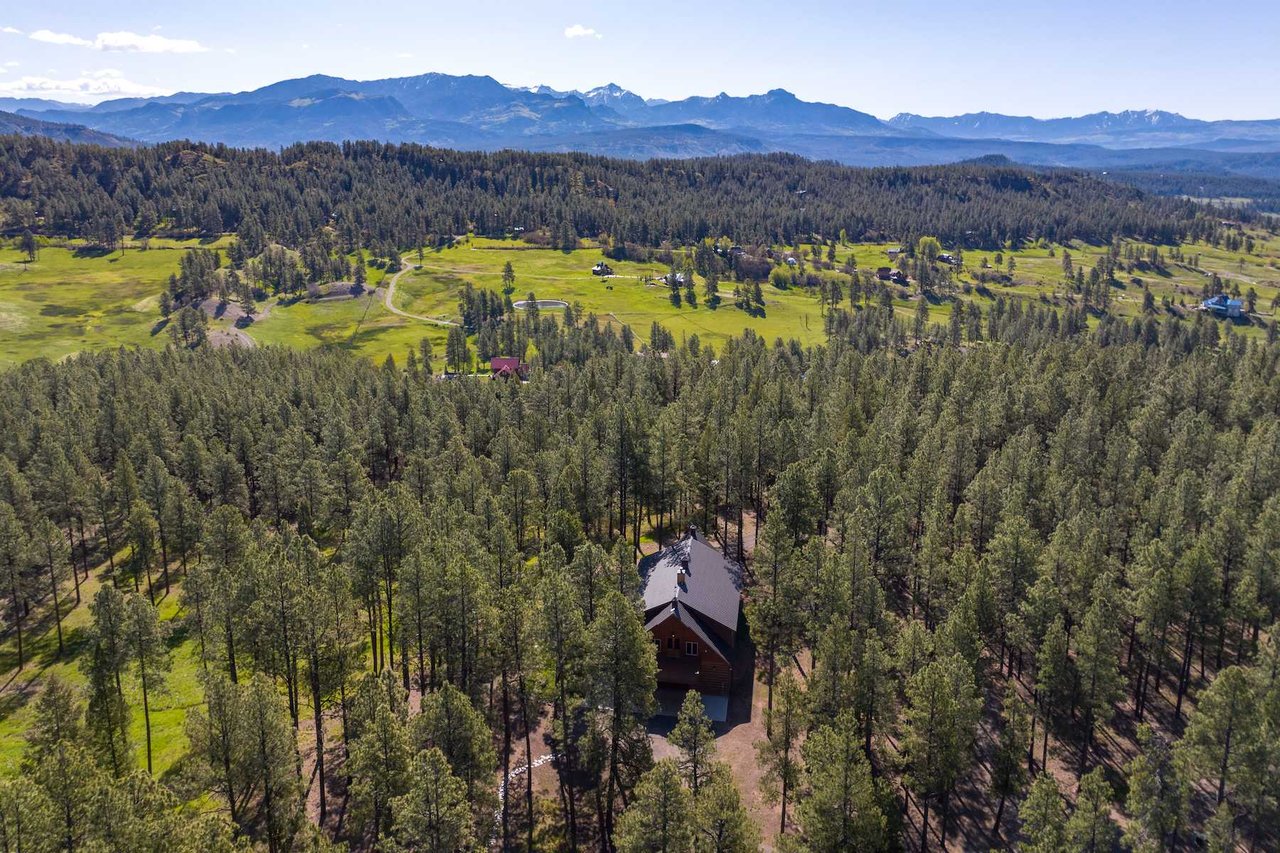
[5,72,1280,180]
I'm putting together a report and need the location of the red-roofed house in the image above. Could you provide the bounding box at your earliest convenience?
[490,357,528,380]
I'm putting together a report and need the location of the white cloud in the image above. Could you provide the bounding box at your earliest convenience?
[0,68,172,103]
[1,26,22,35]
[94,31,207,53]
[30,29,92,47]
[395,52,413,59]
[563,24,601,40]
[29,28,208,53]
[3,61,18,68]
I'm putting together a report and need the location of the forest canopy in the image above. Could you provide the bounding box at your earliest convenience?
[0,136,1226,251]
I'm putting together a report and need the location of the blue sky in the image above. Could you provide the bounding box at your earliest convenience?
[0,0,1277,119]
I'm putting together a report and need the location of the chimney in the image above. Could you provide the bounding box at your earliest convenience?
[677,556,689,586]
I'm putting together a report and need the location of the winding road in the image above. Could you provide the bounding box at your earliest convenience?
[383,259,457,327]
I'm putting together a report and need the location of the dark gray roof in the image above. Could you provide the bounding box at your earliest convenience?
[639,529,742,635]
[644,601,732,662]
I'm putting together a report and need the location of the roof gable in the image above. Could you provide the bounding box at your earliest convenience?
[643,603,732,662]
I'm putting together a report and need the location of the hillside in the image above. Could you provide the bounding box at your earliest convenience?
[0,110,133,147]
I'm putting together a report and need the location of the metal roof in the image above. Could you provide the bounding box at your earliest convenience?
[644,602,732,662]
[639,529,743,635]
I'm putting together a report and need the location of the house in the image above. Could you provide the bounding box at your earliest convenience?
[887,247,905,258]
[638,528,742,712]
[876,267,893,281]
[784,257,798,267]
[490,356,528,379]
[663,272,687,286]
[1201,294,1244,318]
[890,270,909,285]
[592,261,614,276]
[938,253,958,266]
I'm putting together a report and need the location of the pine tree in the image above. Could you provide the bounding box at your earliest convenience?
[1064,768,1117,852]
[83,585,133,775]
[1123,724,1187,853]
[671,690,717,797]
[991,683,1030,835]
[0,503,29,670]
[796,711,887,851]
[1177,665,1260,806]
[1020,773,1065,853]
[900,653,980,852]
[33,517,68,657]
[124,593,171,775]
[692,763,760,853]
[1074,575,1124,776]
[390,747,475,852]
[585,588,658,841]
[756,671,805,835]
[614,759,694,853]
[347,674,411,843]
[22,676,99,852]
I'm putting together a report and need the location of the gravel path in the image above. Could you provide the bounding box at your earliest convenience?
[383,260,457,327]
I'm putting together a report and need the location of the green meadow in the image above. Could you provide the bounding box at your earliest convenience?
[1,232,1277,370]
[0,558,204,781]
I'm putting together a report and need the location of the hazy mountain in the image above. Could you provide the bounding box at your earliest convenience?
[890,109,1280,151]
[0,97,90,113]
[647,88,894,136]
[0,110,133,146]
[6,70,1280,179]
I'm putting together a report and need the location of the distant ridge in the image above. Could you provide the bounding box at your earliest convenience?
[0,110,134,147]
[4,72,1280,177]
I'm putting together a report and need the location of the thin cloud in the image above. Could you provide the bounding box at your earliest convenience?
[30,29,92,47]
[564,24,601,40]
[0,68,172,102]
[30,28,208,53]
[95,31,207,53]
[1,26,22,35]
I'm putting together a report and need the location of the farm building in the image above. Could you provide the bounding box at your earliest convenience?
[876,266,893,280]
[638,528,742,716]
[1201,294,1244,318]
[592,261,613,276]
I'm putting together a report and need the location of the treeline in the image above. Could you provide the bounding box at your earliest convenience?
[1103,169,1280,214]
[0,301,1278,849]
[0,136,1234,252]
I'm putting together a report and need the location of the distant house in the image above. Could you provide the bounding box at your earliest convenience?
[887,247,905,258]
[663,272,687,286]
[639,528,742,708]
[876,267,893,281]
[592,261,613,276]
[890,270,909,285]
[490,356,528,379]
[938,253,958,266]
[784,257,799,267]
[1201,294,1244,318]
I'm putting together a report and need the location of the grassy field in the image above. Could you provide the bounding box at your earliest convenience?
[0,557,204,780]
[1,232,1277,370]
[398,237,829,349]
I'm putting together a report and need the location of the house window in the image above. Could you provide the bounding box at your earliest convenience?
[685,641,699,657]
[667,636,676,650]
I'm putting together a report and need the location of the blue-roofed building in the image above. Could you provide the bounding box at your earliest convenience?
[1201,294,1244,318]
